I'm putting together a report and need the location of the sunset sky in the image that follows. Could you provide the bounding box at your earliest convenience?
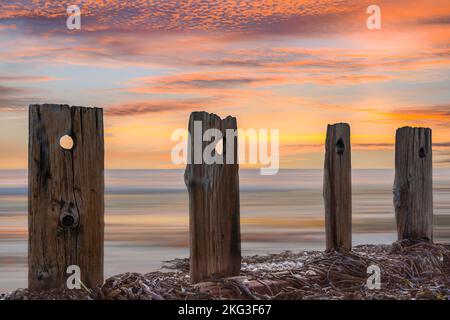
[0,0,449,169]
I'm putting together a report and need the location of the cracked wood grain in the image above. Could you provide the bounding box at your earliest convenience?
[28,104,104,291]
[184,111,241,284]
[323,123,352,251]
[394,127,433,241]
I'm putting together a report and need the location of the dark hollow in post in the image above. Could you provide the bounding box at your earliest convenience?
[419,147,427,158]
[394,126,433,241]
[61,215,75,227]
[323,123,352,251]
[28,104,104,291]
[335,138,345,156]
[59,210,79,229]
[184,111,241,284]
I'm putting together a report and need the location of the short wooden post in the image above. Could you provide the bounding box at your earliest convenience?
[393,127,433,241]
[323,123,352,251]
[28,104,104,291]
[184,111,241,283]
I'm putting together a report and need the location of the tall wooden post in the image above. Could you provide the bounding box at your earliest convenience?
[323,123,352,251]
[184,111,241,283]
[28,104,104,291]
[394,127,433,241]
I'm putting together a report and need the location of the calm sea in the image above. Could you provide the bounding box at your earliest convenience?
[1,169,449,291]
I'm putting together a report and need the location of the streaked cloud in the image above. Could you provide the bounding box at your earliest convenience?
[0,75,64,82]
[105,99,208,116]
[0,85,38,110]
[374,105,450,127]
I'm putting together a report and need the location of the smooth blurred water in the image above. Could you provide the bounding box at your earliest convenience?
[1,169,449,291]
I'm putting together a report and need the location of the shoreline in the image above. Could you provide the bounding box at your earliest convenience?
[3,240,449,300]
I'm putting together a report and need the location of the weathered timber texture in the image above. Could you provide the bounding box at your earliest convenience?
[323,123,352,251]
[394,127,433,241]
[28,104,104,291]
[184,111,241,283]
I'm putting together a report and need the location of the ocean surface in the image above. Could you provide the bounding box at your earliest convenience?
[1,169,450,291]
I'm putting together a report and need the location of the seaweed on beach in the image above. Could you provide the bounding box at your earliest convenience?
[3,240,450,300]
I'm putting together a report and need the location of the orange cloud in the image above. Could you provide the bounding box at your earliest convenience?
[374,105,450,127]
[0,1,360,33]
[0,0,447,36]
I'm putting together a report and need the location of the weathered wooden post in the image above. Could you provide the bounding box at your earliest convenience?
[28,104,104,291]
[184,111,241,283]
[323,123,352,251]
[393,127,433,241]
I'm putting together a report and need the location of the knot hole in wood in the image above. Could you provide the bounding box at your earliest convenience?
[419,147,427,158]
[59,210,79,229]
[336,138,345,156]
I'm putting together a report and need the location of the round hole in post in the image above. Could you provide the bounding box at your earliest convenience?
[59,135,74,150]
[419,147,427,158]
[62,215,74,227]
[335,138,345,156]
